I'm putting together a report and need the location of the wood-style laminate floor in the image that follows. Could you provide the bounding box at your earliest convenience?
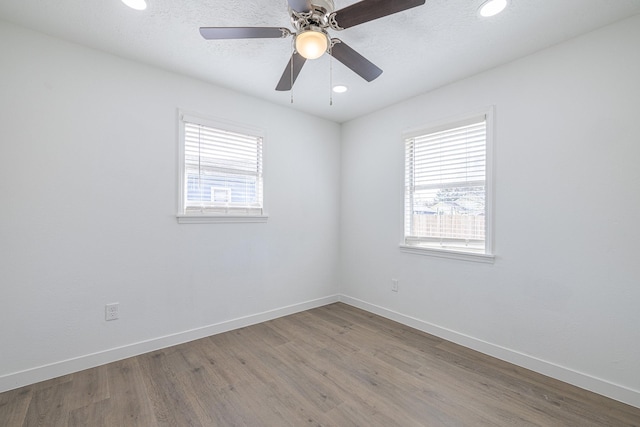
[1,303,639,426]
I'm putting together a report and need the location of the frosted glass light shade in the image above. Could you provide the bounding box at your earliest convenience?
[296,30,328,60]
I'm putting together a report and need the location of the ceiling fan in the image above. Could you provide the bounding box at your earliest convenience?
[199,0,426,91]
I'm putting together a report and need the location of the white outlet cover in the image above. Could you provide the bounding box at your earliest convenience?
[105,303,119,321]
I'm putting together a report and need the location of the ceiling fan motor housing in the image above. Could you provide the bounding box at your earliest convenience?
[290,0,335,32]
[311,0,336,14]
[290,0,335,58]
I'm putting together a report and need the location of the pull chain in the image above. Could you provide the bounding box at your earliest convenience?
[329,51,333,106]
[290,44,294,104]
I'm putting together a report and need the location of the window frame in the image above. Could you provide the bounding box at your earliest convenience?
[176,110,268,224]
[399,107,495,263]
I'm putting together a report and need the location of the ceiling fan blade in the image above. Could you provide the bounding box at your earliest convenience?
[331,0,426,29]
[199,27,290,40]
[276,52,307,91]
[330,40,382,82]
[287,0,312,13]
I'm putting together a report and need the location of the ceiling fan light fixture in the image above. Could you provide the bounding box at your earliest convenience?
[479,0,507,17]
[332,85,348,93]
[121,0,147,11]
[295,29,329,60]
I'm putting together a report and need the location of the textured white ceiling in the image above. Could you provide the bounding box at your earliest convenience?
[1,0,639,122]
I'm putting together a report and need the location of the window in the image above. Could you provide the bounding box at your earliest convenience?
[401,109,494,262]
[177,112,266,223]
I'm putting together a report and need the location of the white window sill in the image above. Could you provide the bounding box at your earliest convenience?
[399,244,495,264]
[177,214,269,224]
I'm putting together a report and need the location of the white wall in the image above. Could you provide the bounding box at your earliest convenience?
[0,21,341,390]
[340,14,640,407]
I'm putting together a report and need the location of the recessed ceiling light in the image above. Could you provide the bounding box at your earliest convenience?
[479,0,507,17]
[332,85,348,93]
[122,0,147,11]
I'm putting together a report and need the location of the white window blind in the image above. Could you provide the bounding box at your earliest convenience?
[404,117,488,254]
[181,116,264,217]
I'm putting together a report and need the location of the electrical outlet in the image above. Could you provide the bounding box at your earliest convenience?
[391,279,399,292]
[105,303,119,321]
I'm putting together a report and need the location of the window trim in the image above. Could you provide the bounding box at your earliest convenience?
[400,106,495,263]
[177,110,268,224]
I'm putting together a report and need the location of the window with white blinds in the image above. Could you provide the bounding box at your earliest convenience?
[178,112,265,223]
[403,111,493,258]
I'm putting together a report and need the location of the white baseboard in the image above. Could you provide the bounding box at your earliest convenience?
[0,294,340,394]
[3,293,639,410]
[339,294,640,409]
